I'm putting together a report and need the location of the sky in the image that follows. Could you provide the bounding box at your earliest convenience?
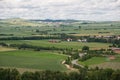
[0,0,120,21]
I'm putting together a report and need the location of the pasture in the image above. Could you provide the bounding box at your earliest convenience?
[0,50,68,71]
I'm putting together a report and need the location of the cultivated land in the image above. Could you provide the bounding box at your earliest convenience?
[0,50,67,71]
[0,40,110,50]
[0,19,120,71]
[0,46,16,51]
[78,55,120,69]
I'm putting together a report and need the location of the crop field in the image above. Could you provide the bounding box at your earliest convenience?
[0,50,68,71]
[0,46,16,51]
[78,55,120,69]
[78,57,106,66]
[0,40,110,50]
[90,62,120,70]
[0,19,120,72]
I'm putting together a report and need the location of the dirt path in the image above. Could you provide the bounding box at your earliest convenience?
[62,60,77,71]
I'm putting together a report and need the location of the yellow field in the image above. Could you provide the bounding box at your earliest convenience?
[0,46,16,51]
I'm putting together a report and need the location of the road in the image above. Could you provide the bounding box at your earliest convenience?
[71,59,84,68]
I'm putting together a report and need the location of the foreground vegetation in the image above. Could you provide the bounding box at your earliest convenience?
[0,68,120,80]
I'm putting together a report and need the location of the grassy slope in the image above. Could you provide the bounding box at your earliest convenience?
[0,50,67,71]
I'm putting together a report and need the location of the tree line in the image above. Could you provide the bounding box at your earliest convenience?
[0,36,60,40]
[0,34,120,45]
[0,68,120,80]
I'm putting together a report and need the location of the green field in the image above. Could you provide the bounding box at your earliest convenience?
[0,50,68,71]
[0,40,110,50]
[78,57,107,66]
[78,56,120,66]
[78,56,120,69]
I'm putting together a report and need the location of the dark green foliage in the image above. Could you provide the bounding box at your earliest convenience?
[118,44,120,48]
[87,69,114,80]
[0,36,60,40]
[82,46,89,51]
[0,42,8,46]
[65,57,71,65]
[111,70,120,80]
[79,54,92,61]
[78,26,81,29]
[72,53,79,59]
[21,72,34,80]
[68,72,82,80]
[10,43,63,51]
[0,68,21,80]
[0,68,120,80]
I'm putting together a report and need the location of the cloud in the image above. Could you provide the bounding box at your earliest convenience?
[0,0,120,21]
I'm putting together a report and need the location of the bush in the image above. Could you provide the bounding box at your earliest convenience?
[82,46,89,51]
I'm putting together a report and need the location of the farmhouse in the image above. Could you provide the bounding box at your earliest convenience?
[67,38,72,42]
[111,47,120,51]
[79,53,87,58]
[109,56,115,60]
[111,47,120,53]
[117,35,120,40]
[77,39,87,42]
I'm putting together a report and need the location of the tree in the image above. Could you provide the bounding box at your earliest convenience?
[78,26,81,29]
[21,72,34,80]
[69,72,81,80]
[10,69,21,80]
[111,70,120,80]
[0,68,21,80]
[65,57,71,65]
[36,29,40,33]
[82,46,89,51]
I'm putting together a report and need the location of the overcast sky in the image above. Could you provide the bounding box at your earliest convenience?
[0,0,120,21]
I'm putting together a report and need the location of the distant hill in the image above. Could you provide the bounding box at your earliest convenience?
[1,18,120,26]
[29,19,79,23]
[0,18,45,27]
